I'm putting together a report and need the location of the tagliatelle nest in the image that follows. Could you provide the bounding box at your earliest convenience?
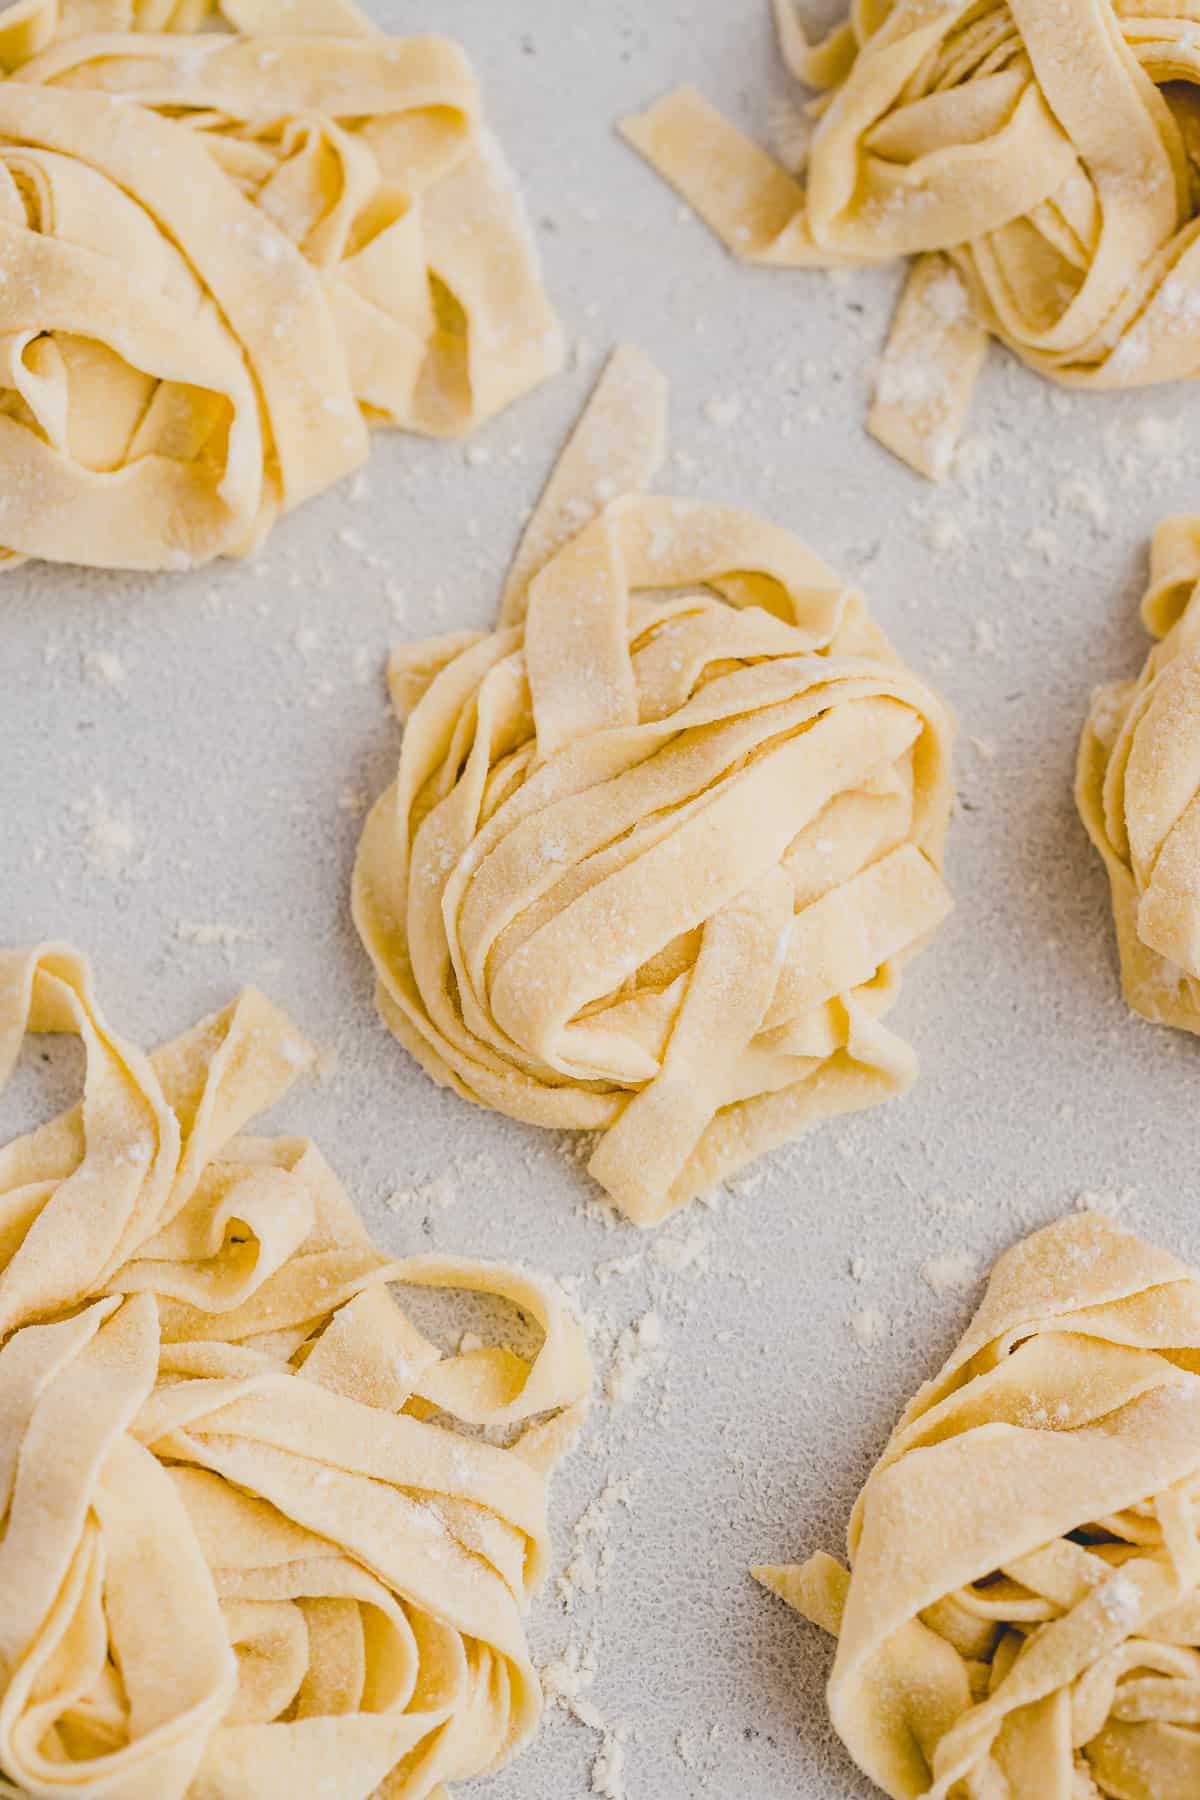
[623,0,1200,481]
[0,0,560,569]
[0,944,589,1800]
[758,1213,1200,1800]
[1078,515,1200,1034]
[353,347,954,1228]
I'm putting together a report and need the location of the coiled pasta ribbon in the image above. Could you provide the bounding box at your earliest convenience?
[758,1213,1200,1799]
[0,0,560,568]
[0,943,589,1799]
[1079,515,1200,1033]
[623,0,1200,479]
[354,347,954,1225]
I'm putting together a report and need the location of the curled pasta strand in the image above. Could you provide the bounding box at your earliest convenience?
[0,944,590,1798]
[1078,517,1200,1033]
[0,0,561,569]
[622,0,1200,478]
[353,346,955,1226]
[757,1213,1200,1800]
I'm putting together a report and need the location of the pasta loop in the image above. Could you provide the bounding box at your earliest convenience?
[353,347,955,1226]
[622,0,1200,478]
[1079,515,1200,1033]
[0,943,589,1798]
[0,0,560,568]
[758,1213,1200,1800]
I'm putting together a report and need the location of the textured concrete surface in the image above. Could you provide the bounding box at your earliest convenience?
[4,4,1200,1795]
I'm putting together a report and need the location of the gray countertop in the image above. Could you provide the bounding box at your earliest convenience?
[4,4,1200,1796]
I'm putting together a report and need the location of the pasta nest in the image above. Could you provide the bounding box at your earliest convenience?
[624,0,1200,475]
[354,349,954,1227]
[636,0,1200,374]
[0,944,589,1800]
[0,0,559,568]
[1079,515,1200,1032]
[758,1213,1200,1800]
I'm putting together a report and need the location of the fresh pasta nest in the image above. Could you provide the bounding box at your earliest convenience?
[0,0,560,569]
[0,943,589,1800]
[353,348,954,1227]
[1078,516,1200,1033]
[623,0,1200,479]
[757,1213,1200,1800]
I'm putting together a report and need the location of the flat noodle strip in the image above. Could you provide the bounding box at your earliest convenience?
[622,0,1200,480]
[500,344,668,627]
[0,944,589,1798]
[868,255,990,483]
[1078,515,1200,1033]
[353,346,955,1226]
[756,1213,1200,1799]
[0,0,560,569]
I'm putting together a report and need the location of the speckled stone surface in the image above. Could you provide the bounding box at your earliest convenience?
[4,5,1200,1796]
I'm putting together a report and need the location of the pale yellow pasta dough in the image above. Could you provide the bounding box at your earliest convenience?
[353,346,955,1228]
[621,0,1200,480]
[0,0,560,569]
[0,943,590,1799]
[1078,516,1200,1033]
[756,1212,1200,1800]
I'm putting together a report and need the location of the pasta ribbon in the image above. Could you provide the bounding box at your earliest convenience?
[0,0,560,568]
[1079,516,1200,1033]
[757,1212,1200,1799]
[623,0,1200,479]
[353,347,955,1226]
[0,943,589,1798]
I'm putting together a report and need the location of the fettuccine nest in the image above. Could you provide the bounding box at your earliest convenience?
[758,1213,1200,1800]
[0,0,560,568]
[0,943,589,1799]
[624,0,1200,479]
[354,348,954,1226]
